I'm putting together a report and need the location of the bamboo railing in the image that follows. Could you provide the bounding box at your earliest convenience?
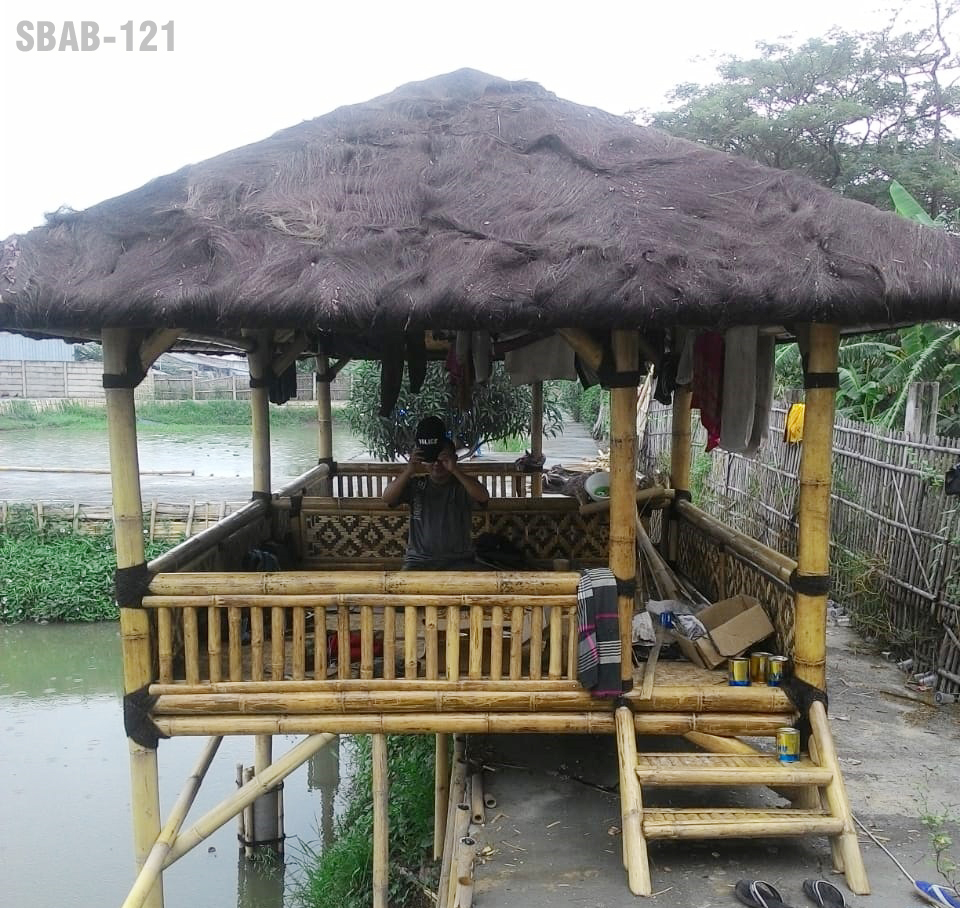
[306,462,535,499]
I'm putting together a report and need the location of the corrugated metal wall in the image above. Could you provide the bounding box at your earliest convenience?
[0,332,74,362]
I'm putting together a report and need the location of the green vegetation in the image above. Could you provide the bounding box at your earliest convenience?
[344,361,564,460]
[294,735,436,908]
[551,380,607,438]
[0,399,330,431]
[0,517,173,623]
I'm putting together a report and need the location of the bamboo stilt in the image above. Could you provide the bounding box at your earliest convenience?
[121,737,222,908]
[795,324,840,689]
[104,327,163,908]
[531,381,544,497]
[163,733,335,867]
[437,759,467,908]
[434,734,450,860]
[372,733,389,908]
[610,331,640,686]
[446,803,472,908]
[808,701,870,893]
[615,706,651,895]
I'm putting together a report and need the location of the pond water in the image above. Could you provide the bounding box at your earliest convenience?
[0,622,349,908]
[0,422,368,502]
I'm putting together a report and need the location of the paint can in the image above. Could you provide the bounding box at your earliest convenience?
[776,726,801,762]
[767,655,789,686]
[749,651,771,684]
[728,657,750,686]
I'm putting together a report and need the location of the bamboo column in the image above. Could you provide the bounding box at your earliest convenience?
[530,381,544,498]
[434,734,450,860]
[794,324,839,689]
[104,327,164,908]
[247,331,279,853]
[317,354,334,497]
[609,331,640,687]
[667,386,693,561]
[372,733,389,908]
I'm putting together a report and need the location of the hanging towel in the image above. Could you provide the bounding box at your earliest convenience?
[784,402,806,443]
[675,329,695,387]
[691,332,724,452]
[745,334,775,455]
[472,331,492,383]
[576,568,622,699]
[720,326,758,453]
[505,334,577,385]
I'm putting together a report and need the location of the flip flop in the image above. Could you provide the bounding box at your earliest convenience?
[802,879,846,908]
[915,881,960,908]
[735,879,792,908]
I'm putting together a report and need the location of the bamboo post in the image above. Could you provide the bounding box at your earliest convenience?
[668,386,693,561]
[247,330,279,855]
[609,330,639,687]
[808,701,870,893]
[453,836,479,908]
[794,324,839,689]
[372,733,389,908]
[531,381,544,498]
[103,327,163,908]
[615,705,650,894]
[317,354,334,497]
[446,802,472,908]
[437,760,468,908]
[121,737,222,908]
[434,734,450,860]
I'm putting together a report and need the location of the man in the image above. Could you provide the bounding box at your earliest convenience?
[382,416,490,569]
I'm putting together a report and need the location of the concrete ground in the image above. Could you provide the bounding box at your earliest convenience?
[467,625,959,908]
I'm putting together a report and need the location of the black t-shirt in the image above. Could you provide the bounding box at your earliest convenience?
[398,476,477,568]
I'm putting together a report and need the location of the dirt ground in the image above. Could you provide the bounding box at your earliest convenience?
[468,624,960,908]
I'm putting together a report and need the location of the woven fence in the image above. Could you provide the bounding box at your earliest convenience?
[641,401,960,698]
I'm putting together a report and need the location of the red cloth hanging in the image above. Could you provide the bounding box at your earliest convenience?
[691,332,724,452]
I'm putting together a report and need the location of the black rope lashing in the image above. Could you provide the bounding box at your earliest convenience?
[315,370,336,383]
[672,489,692,503]
[790,570,831,596]
[781,674,828,750]
[613,694,635,712]
[803,371,840,390]
[615,577,637,597]
[102,372,140,389]
[248,375,272,389]
[251,490,272,502]
[318,456,338,476]
[115,563,154,609]
[123,685,169,750]
[600,370,644,389]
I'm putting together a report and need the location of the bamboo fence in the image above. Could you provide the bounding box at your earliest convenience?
[642,399,960,697]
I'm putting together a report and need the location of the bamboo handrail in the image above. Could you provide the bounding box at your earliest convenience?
[145,593,577,610]
[275,463,331,499]
[579,485,672,515]
[161,733,336,868]
[675,500,796,583]
[148,571,581,596]
[147,499,269,574]
[150,679,584,694]
[283,496,584,512]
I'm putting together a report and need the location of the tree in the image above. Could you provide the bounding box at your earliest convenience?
[647,0,960,221]
[344,361,564,460]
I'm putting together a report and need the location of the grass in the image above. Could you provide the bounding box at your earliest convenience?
[0,516,174,623]
[293,735,437,908]
[0,399,337,431]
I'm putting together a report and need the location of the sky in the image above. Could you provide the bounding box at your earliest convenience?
[0,0,928,239]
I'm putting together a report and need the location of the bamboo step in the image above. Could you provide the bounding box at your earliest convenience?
[642,808,844,840]
[635,752,834,786]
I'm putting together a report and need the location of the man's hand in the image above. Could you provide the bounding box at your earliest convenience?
[436,448,456,473]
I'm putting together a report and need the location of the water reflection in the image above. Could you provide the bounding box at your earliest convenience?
[0,623,346,908]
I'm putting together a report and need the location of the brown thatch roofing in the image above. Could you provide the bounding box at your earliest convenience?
[2,68,958,355]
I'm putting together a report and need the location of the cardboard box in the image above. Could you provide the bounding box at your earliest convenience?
[675,595,775,669]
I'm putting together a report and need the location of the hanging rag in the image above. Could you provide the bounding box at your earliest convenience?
[691,332,724,452]
[576,568,622,699]
[784,403,806,443]
[720,326,758,453]
[405,330,427,394]
[471,331,492,383]
[675,329,695,387]
[745,334,775,455]
[505,334,577,385]
[378,350,404,417]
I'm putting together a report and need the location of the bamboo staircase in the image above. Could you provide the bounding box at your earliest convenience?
[615,701,870,897]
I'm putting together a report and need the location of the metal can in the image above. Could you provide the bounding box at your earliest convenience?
[776,726,801,762]
[728,657,750,686]
[749,651,771,684]
[767,655,789,686]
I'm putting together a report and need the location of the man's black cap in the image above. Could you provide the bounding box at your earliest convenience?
[414,416,446,462]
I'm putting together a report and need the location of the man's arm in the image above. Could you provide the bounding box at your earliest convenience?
[441,451,490,505]
[382,452,425,506]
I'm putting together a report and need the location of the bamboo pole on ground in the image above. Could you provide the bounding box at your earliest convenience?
[609,331,640,688]
[808,700,870,893]
[437,759,468,908]
[317,354,334,498]
[121,737,222,908]
[163,733,335,867]
[453,835,479,908]
[446,802,472,908]
[434,734,450,860]
[794,324,839,689]
[248,330,279,855]
[470,768,485,825]
[372,733,389,908]
[103,327,164,908]
[668,386,693,561]
[531,381,544,497]
[615,705,650,894]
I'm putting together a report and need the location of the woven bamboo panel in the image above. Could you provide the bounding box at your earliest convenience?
[302,508,610,563]
[724,553,794,657]
[675,520,722,602]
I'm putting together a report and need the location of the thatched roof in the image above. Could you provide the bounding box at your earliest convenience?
[2,68,957,356]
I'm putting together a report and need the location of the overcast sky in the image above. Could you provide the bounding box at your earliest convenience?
[0,0,930,238]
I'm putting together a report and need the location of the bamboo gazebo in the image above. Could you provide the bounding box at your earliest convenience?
[2,69,959,908]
